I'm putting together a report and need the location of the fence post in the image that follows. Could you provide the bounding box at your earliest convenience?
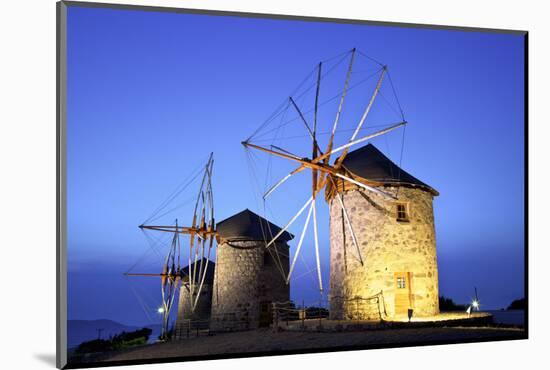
[272,303,277,333]
[302,300,305,329]
[318,299,322,330]
[286,304,289,327]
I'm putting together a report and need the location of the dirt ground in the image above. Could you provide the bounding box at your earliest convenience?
[98,326,525,364]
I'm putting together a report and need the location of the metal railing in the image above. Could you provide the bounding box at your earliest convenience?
[173,319,211,339]
[331,291,388,321]
[173,292,389,338]
[272,291,388,331]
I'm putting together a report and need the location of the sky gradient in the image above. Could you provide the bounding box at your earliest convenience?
[66,5,525,327]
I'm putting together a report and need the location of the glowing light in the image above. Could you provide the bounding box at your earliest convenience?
[157,307,165,314]
[472,300,479,309]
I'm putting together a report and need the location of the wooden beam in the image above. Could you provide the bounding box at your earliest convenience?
[286,201,314,284]
[312,62,322,197]
[289,97,315,141]
[312,199,323,293]
[258,121,406,199]
[265,195,314,249]
[328,176,364,266]
[124,273,175,277]
[323,121,406,162]
[242,142,338,177]
[335,67,387,168]
[325,48,356,165]
[139,225,217,237]
[314,62,322,135]
[334,172,396,199]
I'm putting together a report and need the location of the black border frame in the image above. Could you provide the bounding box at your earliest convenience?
[56,1,528,369]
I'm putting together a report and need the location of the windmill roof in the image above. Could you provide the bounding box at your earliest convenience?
[216,209,294,242]
[180,258,215,284]
[341,143,438,195]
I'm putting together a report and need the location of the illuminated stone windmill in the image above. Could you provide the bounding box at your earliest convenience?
[243,48,440,320]
[126,153,293,337]
[125,153,217,339]
[210,209,292,331]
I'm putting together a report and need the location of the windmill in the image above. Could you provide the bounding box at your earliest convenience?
[124,153,216,340]
[242,48,407,295]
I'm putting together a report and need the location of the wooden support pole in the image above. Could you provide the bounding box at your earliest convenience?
[312,199,323,293]
[331,177,364,266]
[325,48,356,165]
[286,201,314,284]
[335,67,387,168]
[265,195,313,249]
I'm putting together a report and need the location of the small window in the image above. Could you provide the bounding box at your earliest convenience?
[396,203,409,222]
[397,277,406,289]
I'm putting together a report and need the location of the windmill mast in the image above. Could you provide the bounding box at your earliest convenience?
[125,154,217,340]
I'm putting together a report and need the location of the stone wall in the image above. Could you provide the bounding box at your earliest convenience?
[174,283,213,338]
[210,240,289,331]
[329,186,439,320]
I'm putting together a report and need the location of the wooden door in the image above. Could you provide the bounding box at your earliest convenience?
[394,272,413,316]
[259,301,272,327]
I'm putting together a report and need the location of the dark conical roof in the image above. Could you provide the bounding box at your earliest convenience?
[341,143,438,195]
[181,258,215,284]
[216,209,294,242]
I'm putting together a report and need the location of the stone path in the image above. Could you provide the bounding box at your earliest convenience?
[97,326,525,364]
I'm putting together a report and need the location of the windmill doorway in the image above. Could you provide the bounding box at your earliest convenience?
[259,301,272,327]
[394,272,413,316]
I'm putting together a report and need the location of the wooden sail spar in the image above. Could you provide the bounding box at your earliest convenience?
[242,48,408,294]
[125,153,217,340]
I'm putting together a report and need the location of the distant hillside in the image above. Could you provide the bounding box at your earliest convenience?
[439,296,466,311]
[507,298,526,310]
[68,319,161,348]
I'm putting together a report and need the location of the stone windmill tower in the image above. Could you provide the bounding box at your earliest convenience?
[210,209,292,331]
[327,143,439,320]
[174,258,216,338]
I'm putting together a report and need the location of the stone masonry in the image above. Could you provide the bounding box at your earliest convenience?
[329,186,439,320]
[210,240,289,331]
[173,258,215,339]
[174,283,213,337]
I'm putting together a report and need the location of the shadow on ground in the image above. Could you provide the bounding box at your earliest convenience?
[34,353,56,367]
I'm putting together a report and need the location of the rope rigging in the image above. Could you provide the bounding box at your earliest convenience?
[251,122,406,143]
[242,47,409,298]
[126,154,217,341]
[249,67,384,142]
[141,159,206,225]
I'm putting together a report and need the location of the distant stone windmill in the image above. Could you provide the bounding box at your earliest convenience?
[125,153,293,338]
[243,48,439,320]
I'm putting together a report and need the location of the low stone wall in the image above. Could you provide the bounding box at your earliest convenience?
[278,313,493,332]
[174,284,212,339]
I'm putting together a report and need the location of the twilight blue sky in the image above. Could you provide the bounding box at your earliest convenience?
[66,5,525,327]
